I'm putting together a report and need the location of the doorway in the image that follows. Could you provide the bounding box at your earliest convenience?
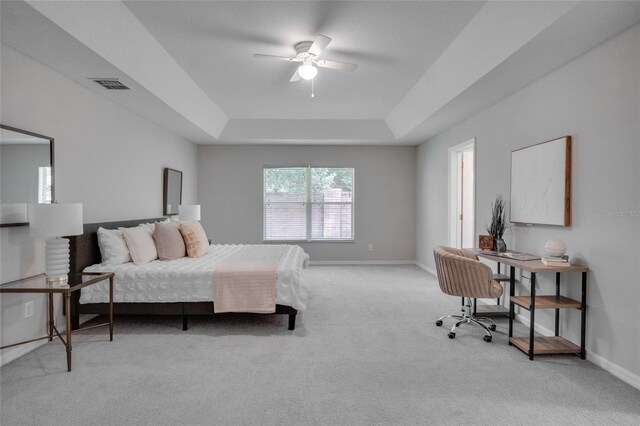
[448,140,475,249]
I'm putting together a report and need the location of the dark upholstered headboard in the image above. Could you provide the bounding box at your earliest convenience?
[68,218,166,274]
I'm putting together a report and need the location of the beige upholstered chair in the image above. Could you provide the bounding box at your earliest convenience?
[433,246,504,342]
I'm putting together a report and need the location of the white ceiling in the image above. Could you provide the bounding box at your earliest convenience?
[2,1,640,146]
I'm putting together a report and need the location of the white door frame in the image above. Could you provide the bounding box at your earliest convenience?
[448,139,476,248]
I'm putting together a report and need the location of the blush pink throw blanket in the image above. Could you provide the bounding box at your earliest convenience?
[213,245,285,313]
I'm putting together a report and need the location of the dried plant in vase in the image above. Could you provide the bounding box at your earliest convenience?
[487,195,509,252]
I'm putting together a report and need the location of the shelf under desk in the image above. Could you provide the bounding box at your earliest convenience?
[509,336,581,356]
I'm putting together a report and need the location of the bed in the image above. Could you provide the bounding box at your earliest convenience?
[68,218,309,331]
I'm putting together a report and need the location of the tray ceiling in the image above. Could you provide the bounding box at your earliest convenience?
[2,1,639,145]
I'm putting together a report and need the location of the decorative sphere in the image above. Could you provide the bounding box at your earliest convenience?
[544,240,567,257]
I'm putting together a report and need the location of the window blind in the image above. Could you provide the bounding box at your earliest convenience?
[38,166,52,204]
[264,166,354,241]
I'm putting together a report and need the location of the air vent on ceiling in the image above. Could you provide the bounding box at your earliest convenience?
[89,79,131,90]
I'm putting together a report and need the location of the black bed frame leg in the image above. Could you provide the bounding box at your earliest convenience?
[69,293,81,330]
[71,312,80,331]
[288,313,296,330]
[181,303,188,331]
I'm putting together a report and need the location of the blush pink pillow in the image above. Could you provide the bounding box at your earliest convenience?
[120,226,158,265]
[178,221,209,258]
[153,222,186,260]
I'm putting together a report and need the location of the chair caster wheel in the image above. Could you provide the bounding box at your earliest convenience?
[483,335,492,342]
[435,320,443,327]
[448,332,456,339]
[489,324,496,331]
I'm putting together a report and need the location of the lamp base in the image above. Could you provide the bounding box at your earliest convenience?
[45,274,69,287]
[45,237,70,287]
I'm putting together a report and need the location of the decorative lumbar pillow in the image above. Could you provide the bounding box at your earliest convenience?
[97,227,132,265]
[153,222,186,260]
[120,225,158,265]
[178,221,209,258]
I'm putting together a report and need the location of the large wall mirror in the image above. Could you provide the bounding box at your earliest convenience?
[163,167,182,215]
[0,124,54,227]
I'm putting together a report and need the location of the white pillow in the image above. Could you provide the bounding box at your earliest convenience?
[120,226,158,265]
[97,227,131,265]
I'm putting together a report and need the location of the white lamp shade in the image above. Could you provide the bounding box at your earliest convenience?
[29,203,83,237]
[298,64,318,80]
[0,203,28,223]
[179,204,201,222]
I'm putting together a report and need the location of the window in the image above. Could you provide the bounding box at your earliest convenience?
[264,167,354,241]
[38,166,52,203]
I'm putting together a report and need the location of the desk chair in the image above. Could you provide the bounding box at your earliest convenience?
[433,246,504,342]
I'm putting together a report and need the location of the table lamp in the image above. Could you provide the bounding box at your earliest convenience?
[179,204,201,222]
[29,203,83,286]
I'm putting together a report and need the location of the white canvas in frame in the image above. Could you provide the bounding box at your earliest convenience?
[510,136,571,226]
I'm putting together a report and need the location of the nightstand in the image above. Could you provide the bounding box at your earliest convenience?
[0,272,114,371]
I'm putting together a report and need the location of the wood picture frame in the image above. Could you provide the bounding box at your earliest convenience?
[510,136,571,227]
[163,168,182,215]
[478,235,494,250]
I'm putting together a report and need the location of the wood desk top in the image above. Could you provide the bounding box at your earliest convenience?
[465,249,589,273]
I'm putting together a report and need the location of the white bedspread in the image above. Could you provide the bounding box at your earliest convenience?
[81,244,310,311]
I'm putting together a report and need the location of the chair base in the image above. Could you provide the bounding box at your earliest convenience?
[436,297,497,342]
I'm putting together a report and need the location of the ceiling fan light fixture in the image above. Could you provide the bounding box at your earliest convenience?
[298,63,317,80]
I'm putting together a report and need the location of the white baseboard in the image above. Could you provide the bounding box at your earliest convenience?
[515,312,555,336]
[415,262,436,276]
[0,339,48,367]
[309,260,437,275]
[586,349,640,390]
[309,260,416,266]
[515,313,640,391]
[0,314,97,367]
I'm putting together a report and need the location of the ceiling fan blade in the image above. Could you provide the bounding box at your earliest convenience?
[308,35,331,57]
[316,59,357,72]
[252,54,296,61]
[289,69,301,82]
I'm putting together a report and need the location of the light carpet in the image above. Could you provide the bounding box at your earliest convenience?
[1,265,639,425]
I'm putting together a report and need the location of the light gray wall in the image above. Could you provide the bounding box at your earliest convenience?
[416,24,640,382]
[0,45,198,362]
[197,145,416,262]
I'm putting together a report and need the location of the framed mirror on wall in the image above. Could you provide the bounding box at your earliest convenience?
[163,168,182,215]
[0,124,55,227]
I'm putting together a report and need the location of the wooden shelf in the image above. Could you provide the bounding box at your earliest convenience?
[475,304,510,317]
[511,295,582,310]
[509,336,581,355]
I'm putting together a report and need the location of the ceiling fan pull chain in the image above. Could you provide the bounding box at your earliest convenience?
[311,78,315,98]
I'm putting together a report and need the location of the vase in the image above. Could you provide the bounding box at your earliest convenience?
[495,238,507,252]
[544,239,567,257]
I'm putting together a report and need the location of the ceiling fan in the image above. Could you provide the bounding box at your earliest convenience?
[253,35,358,83]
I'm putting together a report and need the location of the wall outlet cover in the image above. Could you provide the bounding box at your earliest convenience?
[24,301,34,318]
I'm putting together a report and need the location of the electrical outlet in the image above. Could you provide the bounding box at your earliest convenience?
[24,301,34,319]
[368,244,374,252]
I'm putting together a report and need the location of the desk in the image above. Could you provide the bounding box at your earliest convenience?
[468,249,589,360]
[0,272,114,371]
